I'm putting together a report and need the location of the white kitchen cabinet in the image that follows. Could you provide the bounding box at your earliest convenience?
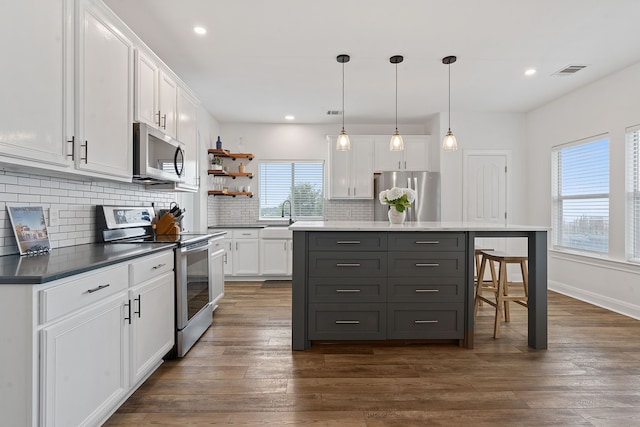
[374,135,430,171]
[223,237,233,275]
[74,0,134,180]
[260,239,291,275]
[328,135,374,199]
[233,229,260,275]
[129,270,174,385]
[135,49,160,128]
[210,236,226,306]
[158,71,178,138]
[0,0,73,170]
[41,292,128,427]
[176,86,200,190]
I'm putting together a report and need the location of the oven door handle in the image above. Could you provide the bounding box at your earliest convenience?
[180,240,213,254]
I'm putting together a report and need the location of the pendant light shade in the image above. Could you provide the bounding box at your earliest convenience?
[389,55,404,151]
[442,55,458,151]
[336,54,351,151]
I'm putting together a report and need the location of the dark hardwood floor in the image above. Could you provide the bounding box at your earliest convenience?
[106,281,640,426]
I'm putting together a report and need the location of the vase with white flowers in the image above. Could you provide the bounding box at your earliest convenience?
[378,187,416,224]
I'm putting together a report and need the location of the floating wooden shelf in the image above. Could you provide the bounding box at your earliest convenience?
[208,190,253,198]
[208,149,254,161]
[207,170,253,179]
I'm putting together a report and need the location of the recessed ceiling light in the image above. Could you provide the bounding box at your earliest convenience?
[524,68,537,76]
[285,115,295,120]
[193,26,207,35]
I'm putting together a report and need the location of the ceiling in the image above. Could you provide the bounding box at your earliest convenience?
[104,0,640,125]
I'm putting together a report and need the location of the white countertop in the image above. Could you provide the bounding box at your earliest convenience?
[289,221,550,232]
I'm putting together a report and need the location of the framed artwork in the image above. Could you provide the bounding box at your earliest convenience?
[6,205,51,255]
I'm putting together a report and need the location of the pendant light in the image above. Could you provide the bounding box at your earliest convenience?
[389,55,404,151]
[336,54,351,151]
[442,55,458,151]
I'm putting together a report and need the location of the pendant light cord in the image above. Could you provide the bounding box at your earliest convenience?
[395,62,398,132]
[342,61,345,131]
[448,62,451,131]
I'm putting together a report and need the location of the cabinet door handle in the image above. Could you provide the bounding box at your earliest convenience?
[398,161,401,169]
[404,161,407,169]
[335,289,361,293]
[162,113,167,130]
[415,241,440,244]
[415,263,439,267]
[223,253,228,264]
[124,299,132,324]
[235,242,238,251]
[152,263,166,270]
[415,289,439,293]
[336,263,361,267]
[67,136,75,160]
[81,140,88,163]
[348,188,350,196]
[335,320,360,324]
[336,241,361,244]
[86,284,110,294]
[156,110,162,127]
[354,187,356,196]
[414,320,438,324]
[134,295,141,318]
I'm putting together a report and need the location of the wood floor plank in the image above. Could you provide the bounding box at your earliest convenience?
[105,282,640,426]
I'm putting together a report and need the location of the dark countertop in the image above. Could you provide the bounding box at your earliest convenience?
[0,243,176,285]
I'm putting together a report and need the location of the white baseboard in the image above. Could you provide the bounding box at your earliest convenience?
[549,280,640,320]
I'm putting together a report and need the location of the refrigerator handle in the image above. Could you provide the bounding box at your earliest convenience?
[413,176,419,211]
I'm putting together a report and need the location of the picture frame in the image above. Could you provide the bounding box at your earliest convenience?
[6,205,51,256]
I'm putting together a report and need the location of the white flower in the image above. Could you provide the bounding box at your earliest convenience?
[386,187,403,201]
[378,190,388,204]
[404,188,416,203]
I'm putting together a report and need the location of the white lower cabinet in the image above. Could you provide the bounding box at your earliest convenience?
[233,238,260,275]
[222,238,233,275]
[41,292,128,427]
[260,239,292,275]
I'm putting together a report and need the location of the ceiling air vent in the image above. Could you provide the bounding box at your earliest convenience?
[552,64,588,76]
[326,110,342,116]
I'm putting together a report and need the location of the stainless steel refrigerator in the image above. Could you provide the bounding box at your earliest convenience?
[373,171,441,221]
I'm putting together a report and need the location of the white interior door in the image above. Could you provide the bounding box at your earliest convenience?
[464,153,507,224]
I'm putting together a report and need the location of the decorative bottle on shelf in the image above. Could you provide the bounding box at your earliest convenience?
[216,136,222,150]
[238,162,245,173]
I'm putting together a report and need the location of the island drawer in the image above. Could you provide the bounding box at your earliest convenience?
[308,232,387,251]
[387,303,464,339]
[309,252,387,277]
[388,232,465,252]
[388,252,465,277]
[308,277,387,303]
[387,277,464,303]
[308,303,386,340]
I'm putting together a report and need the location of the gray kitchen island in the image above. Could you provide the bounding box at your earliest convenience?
[290,221,549,350]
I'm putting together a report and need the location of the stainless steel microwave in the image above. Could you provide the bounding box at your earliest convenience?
[133,122,185,183]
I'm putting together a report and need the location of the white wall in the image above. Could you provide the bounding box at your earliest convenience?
[526,61,640,319]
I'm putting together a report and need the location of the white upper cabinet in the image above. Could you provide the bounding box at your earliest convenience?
[75,0,134,180]
[176,87,200,189]
[328,135,374,199]
[158,71,178,138]
[0,0,73,169]
[374,135,431,171]
[135,49,160,128]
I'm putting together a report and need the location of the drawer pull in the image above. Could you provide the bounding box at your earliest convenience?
[415,289,439,293]
[86,284,110,294]
[414,320,439,324]
[415,241,440,244]
[336,241,361,244]
[335,289,361,293]
[336,263,361,267]
[152,263,167,270]
[415,263,440,267]
[335,320,360,324]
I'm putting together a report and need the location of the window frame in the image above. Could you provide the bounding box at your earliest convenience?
[551,134,610,255]
[626,124,640,264]
[258,160,325,221]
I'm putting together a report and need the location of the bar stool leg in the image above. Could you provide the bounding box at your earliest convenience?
[494,260,508,338]
[474,255,488,317]
[500,260,511,323]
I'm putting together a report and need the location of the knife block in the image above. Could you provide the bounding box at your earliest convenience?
[155,212,178,235]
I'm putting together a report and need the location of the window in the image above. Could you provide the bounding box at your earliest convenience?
[552,135,609,254]
[627,125,640,262]
[259,161,324,220]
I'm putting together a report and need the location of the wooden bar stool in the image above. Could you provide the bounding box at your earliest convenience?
[474,250,528,338]
[474,248,493,306]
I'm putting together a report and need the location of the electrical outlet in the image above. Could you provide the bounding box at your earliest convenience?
[49,207,60,227]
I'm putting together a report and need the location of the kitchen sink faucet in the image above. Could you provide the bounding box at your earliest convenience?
[281,200,294,225]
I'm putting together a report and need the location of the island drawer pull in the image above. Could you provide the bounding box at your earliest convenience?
[415,241,440,244]
[335,320,360,324]
[335,289,361,293]
[336,240,361,244]
[415,263,440,267]
[415,289,439,293]
[336,263,361,267]
[86,284,110,294]
[414,320,439,324]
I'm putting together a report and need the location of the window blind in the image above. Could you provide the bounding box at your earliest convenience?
[259,161,324,219]
[552,136,609,253]
[626,126,640,262]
